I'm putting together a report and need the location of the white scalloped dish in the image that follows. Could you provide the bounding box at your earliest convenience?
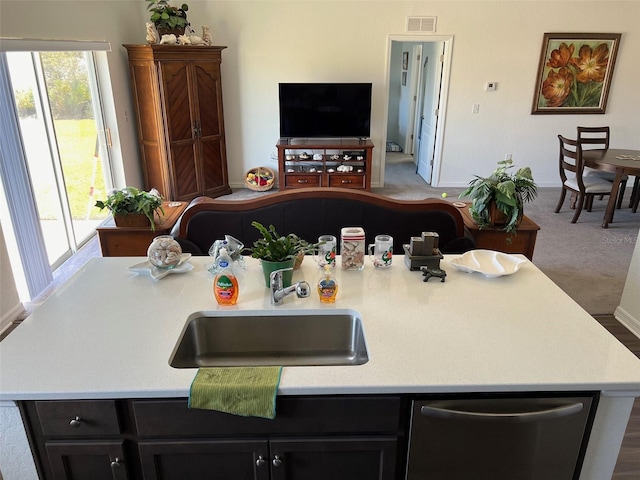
[129,254,193,280]
[449,250,527,278]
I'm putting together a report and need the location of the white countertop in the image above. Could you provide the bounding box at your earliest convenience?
[2,255,640,400]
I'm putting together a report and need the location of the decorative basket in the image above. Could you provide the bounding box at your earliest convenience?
[114,213,151,228]
[245,167,275,191]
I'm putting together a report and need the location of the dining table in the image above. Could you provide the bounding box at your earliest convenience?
[582,148,640,228]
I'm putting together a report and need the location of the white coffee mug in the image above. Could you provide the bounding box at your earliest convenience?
[368,234,393,268]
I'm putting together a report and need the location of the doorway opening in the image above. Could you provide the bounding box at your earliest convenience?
[382,35,452,188]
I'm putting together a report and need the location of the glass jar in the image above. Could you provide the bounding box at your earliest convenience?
[341,227,365,270]
[147,235,182,269]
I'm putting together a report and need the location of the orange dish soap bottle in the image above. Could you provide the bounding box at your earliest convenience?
[213,248,238,305]
[317,264,338,303]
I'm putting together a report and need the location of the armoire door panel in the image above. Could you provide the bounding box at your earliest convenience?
[201,138,226,191]
[170,143,199,200]
[161,63,194,143]
[193,62,222,137]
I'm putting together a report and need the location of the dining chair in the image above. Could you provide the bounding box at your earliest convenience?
[577,126,633,209]
[555,135,618,223]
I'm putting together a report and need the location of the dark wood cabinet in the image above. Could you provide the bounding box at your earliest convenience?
[124,45,231,202]
[20,395,401,480]
[20,400,131,479]
[277,138,374,191]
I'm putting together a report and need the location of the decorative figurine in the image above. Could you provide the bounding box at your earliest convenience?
[178,34,192,45]
[145,22,159,44]
[189,34,205,45]
[159,34,177,45]
[421,267,447,283]
[202,25,212,45]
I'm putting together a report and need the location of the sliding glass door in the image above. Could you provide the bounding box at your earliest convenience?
[6,51,113,269]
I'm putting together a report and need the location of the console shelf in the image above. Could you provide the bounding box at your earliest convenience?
[277,138,374,191]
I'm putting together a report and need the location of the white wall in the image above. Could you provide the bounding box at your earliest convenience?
[615,229,640,338]
[2,0,637,190]
[0,222,22,333]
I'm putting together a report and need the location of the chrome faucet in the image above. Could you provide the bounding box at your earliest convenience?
[270,267,311,306]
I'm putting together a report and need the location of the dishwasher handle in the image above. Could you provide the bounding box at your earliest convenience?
[420,401,584,423]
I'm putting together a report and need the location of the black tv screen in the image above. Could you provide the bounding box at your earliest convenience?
[279,83,372,139]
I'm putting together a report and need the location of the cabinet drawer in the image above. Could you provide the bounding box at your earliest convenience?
[35,400,121,437]
[328,174,365,189]
[133,395,401,437]
[284,174,321,188]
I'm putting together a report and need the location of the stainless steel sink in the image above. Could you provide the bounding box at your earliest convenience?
[169,309,369,368]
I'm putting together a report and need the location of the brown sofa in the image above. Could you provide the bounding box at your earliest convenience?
[171,187,474,255]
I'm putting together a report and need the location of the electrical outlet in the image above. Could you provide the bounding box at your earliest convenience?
[472,104,480,114]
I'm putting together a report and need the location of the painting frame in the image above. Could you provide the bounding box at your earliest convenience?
[531,32,621,115]
[402,51,409,70]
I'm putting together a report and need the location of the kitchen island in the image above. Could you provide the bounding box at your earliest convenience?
[2,255,640,479]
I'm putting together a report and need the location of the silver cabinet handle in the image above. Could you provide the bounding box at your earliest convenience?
[256,455,266,467]
[110,458,122,469]
[420,402,583,423]
[69,416,81,427]
[272,455,283,467]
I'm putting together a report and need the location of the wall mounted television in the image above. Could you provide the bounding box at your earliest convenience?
[279,83,372,139]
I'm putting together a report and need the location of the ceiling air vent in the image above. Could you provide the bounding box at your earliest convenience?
[406,16,437,33]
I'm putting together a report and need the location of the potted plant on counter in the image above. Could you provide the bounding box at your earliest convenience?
[247,221,317,287]
[460,159,537,236]
[95,187,164,231]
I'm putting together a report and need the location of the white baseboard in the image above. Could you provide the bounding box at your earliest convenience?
[0,303,24,337]
[614,305,640,340]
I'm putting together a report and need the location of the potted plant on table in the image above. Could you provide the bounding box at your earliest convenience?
[247,221,318,287]
[146,0,189,37]
[460,159,537,236]
[95,187,164,231]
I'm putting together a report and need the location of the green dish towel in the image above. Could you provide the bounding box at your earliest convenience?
[188,367,282,419]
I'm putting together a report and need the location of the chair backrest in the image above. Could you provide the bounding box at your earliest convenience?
[558,135,586,190]
[577,126,610,150]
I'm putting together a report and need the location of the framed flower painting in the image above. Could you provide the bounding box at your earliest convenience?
[531,33,621,114]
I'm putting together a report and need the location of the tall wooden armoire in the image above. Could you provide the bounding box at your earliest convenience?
[124,44,232,201]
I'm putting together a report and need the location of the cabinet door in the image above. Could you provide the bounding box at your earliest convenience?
[269,436,397,480]
[46,440,128,480]
[159,61,200,201]
[138,439,270,480]
[193,60,229,197]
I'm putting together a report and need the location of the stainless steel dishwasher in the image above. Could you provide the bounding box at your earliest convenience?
[405,393,597,480]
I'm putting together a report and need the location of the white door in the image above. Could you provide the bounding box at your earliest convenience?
[416,43,444,183]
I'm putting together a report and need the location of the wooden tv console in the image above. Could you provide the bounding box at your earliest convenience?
[276,138,374,191]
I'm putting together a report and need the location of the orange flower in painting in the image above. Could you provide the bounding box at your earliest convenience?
[546,42,575,68]
[541,67,574,107]
[570,43,609,83]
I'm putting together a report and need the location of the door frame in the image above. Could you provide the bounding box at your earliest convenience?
[380,34,453,188]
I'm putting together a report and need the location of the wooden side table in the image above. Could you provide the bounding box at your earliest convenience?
[96,201,189,256]
[456,203,540,260]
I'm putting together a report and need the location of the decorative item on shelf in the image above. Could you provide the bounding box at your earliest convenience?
[159,33,177,45]
[95,186,164,231]
[145,22,159,44]
[246,221,318,287]
[459,159,537,237]
[245,166,275,191]
[146,0,189,37]
[201,25,212,45]
[313,153,323,160]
